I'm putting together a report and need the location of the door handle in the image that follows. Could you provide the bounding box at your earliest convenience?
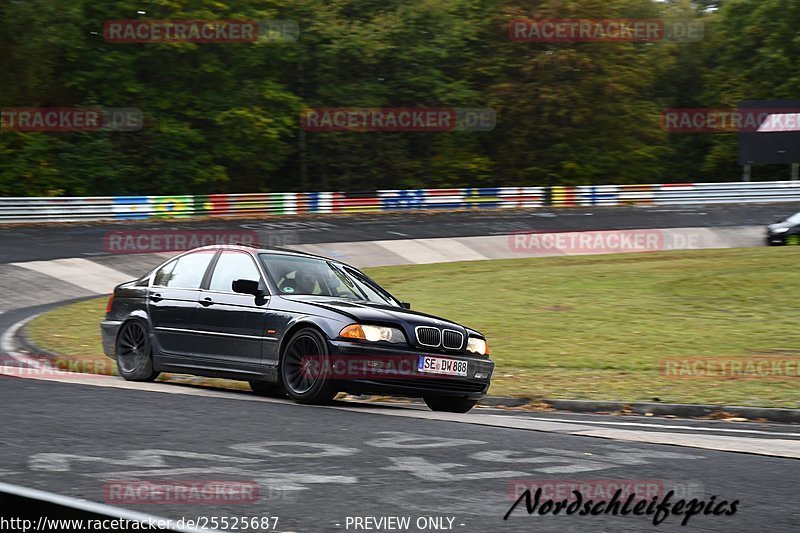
[150,293,162,302]
[200,297,214,306]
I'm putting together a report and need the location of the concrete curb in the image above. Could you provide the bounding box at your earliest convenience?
[479,397,800,424]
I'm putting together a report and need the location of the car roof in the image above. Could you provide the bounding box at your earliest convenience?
[190,244,336,264]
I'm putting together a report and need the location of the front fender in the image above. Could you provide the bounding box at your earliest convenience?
[281,314,350,346]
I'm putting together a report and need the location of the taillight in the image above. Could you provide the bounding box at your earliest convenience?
[105,294,114,314]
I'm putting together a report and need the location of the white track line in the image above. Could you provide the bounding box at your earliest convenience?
[496,415,800,438]
[374,238,489,264]
[574,428,800,458]
[0,481,219,533]
[331,406,800,459]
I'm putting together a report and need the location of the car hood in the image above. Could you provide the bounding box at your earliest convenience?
[768,221,795,231]
[278,295,469,331]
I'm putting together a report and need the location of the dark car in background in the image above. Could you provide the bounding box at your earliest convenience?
[101,245,493,413]
[766,212,800,245]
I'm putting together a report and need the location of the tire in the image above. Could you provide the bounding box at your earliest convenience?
[249,380,286,398]
[423,395,478,413]
[280,328,337,404]
[116,320,159,382]
[786,234,800,246]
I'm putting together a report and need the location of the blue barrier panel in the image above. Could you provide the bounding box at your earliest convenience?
[380,190,425,210]
[113,196,150,220]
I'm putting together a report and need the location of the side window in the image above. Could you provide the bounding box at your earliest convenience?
[209,251,261,293]
[152,260,177,287]
[155,251,214,289]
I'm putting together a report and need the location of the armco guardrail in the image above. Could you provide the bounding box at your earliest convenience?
[1,181,799,223]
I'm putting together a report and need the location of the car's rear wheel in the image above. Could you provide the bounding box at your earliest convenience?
[280,328,337,404]
[424,395,478,413]
[116,320,159,382]
[249,380,286,398]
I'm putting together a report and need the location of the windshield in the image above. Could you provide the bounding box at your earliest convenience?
[259,253,399,306]
[785,213,800,225]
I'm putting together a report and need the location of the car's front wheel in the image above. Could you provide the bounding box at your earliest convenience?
[280,328,337,404]
[116,320,159,382]
[424,395,478,413]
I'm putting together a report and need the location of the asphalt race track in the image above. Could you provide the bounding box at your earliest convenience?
[1,202,798,263]
[1,205,799,532]
[2,376,799,532]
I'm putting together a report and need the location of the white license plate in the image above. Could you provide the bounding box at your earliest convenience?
[418,356,468,377]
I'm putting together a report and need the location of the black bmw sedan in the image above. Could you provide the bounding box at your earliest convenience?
[766,212,800,245]
[101,245,494,413]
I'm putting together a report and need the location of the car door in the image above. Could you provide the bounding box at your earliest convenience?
[148,250,216,358]
[193,250,273,368]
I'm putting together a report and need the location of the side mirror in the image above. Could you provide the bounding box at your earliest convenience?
[232,279,261,296]
[401,302,412,309]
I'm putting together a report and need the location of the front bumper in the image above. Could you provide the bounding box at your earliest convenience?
[328,340,495,399]
[766,233,785,246]
[100,320,123,359]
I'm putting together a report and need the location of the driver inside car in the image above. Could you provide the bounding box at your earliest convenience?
[295,270,319,294]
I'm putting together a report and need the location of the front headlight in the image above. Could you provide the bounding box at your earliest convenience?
[772,227,789,234]
[467,336,488,355]
[339,324,406,344]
